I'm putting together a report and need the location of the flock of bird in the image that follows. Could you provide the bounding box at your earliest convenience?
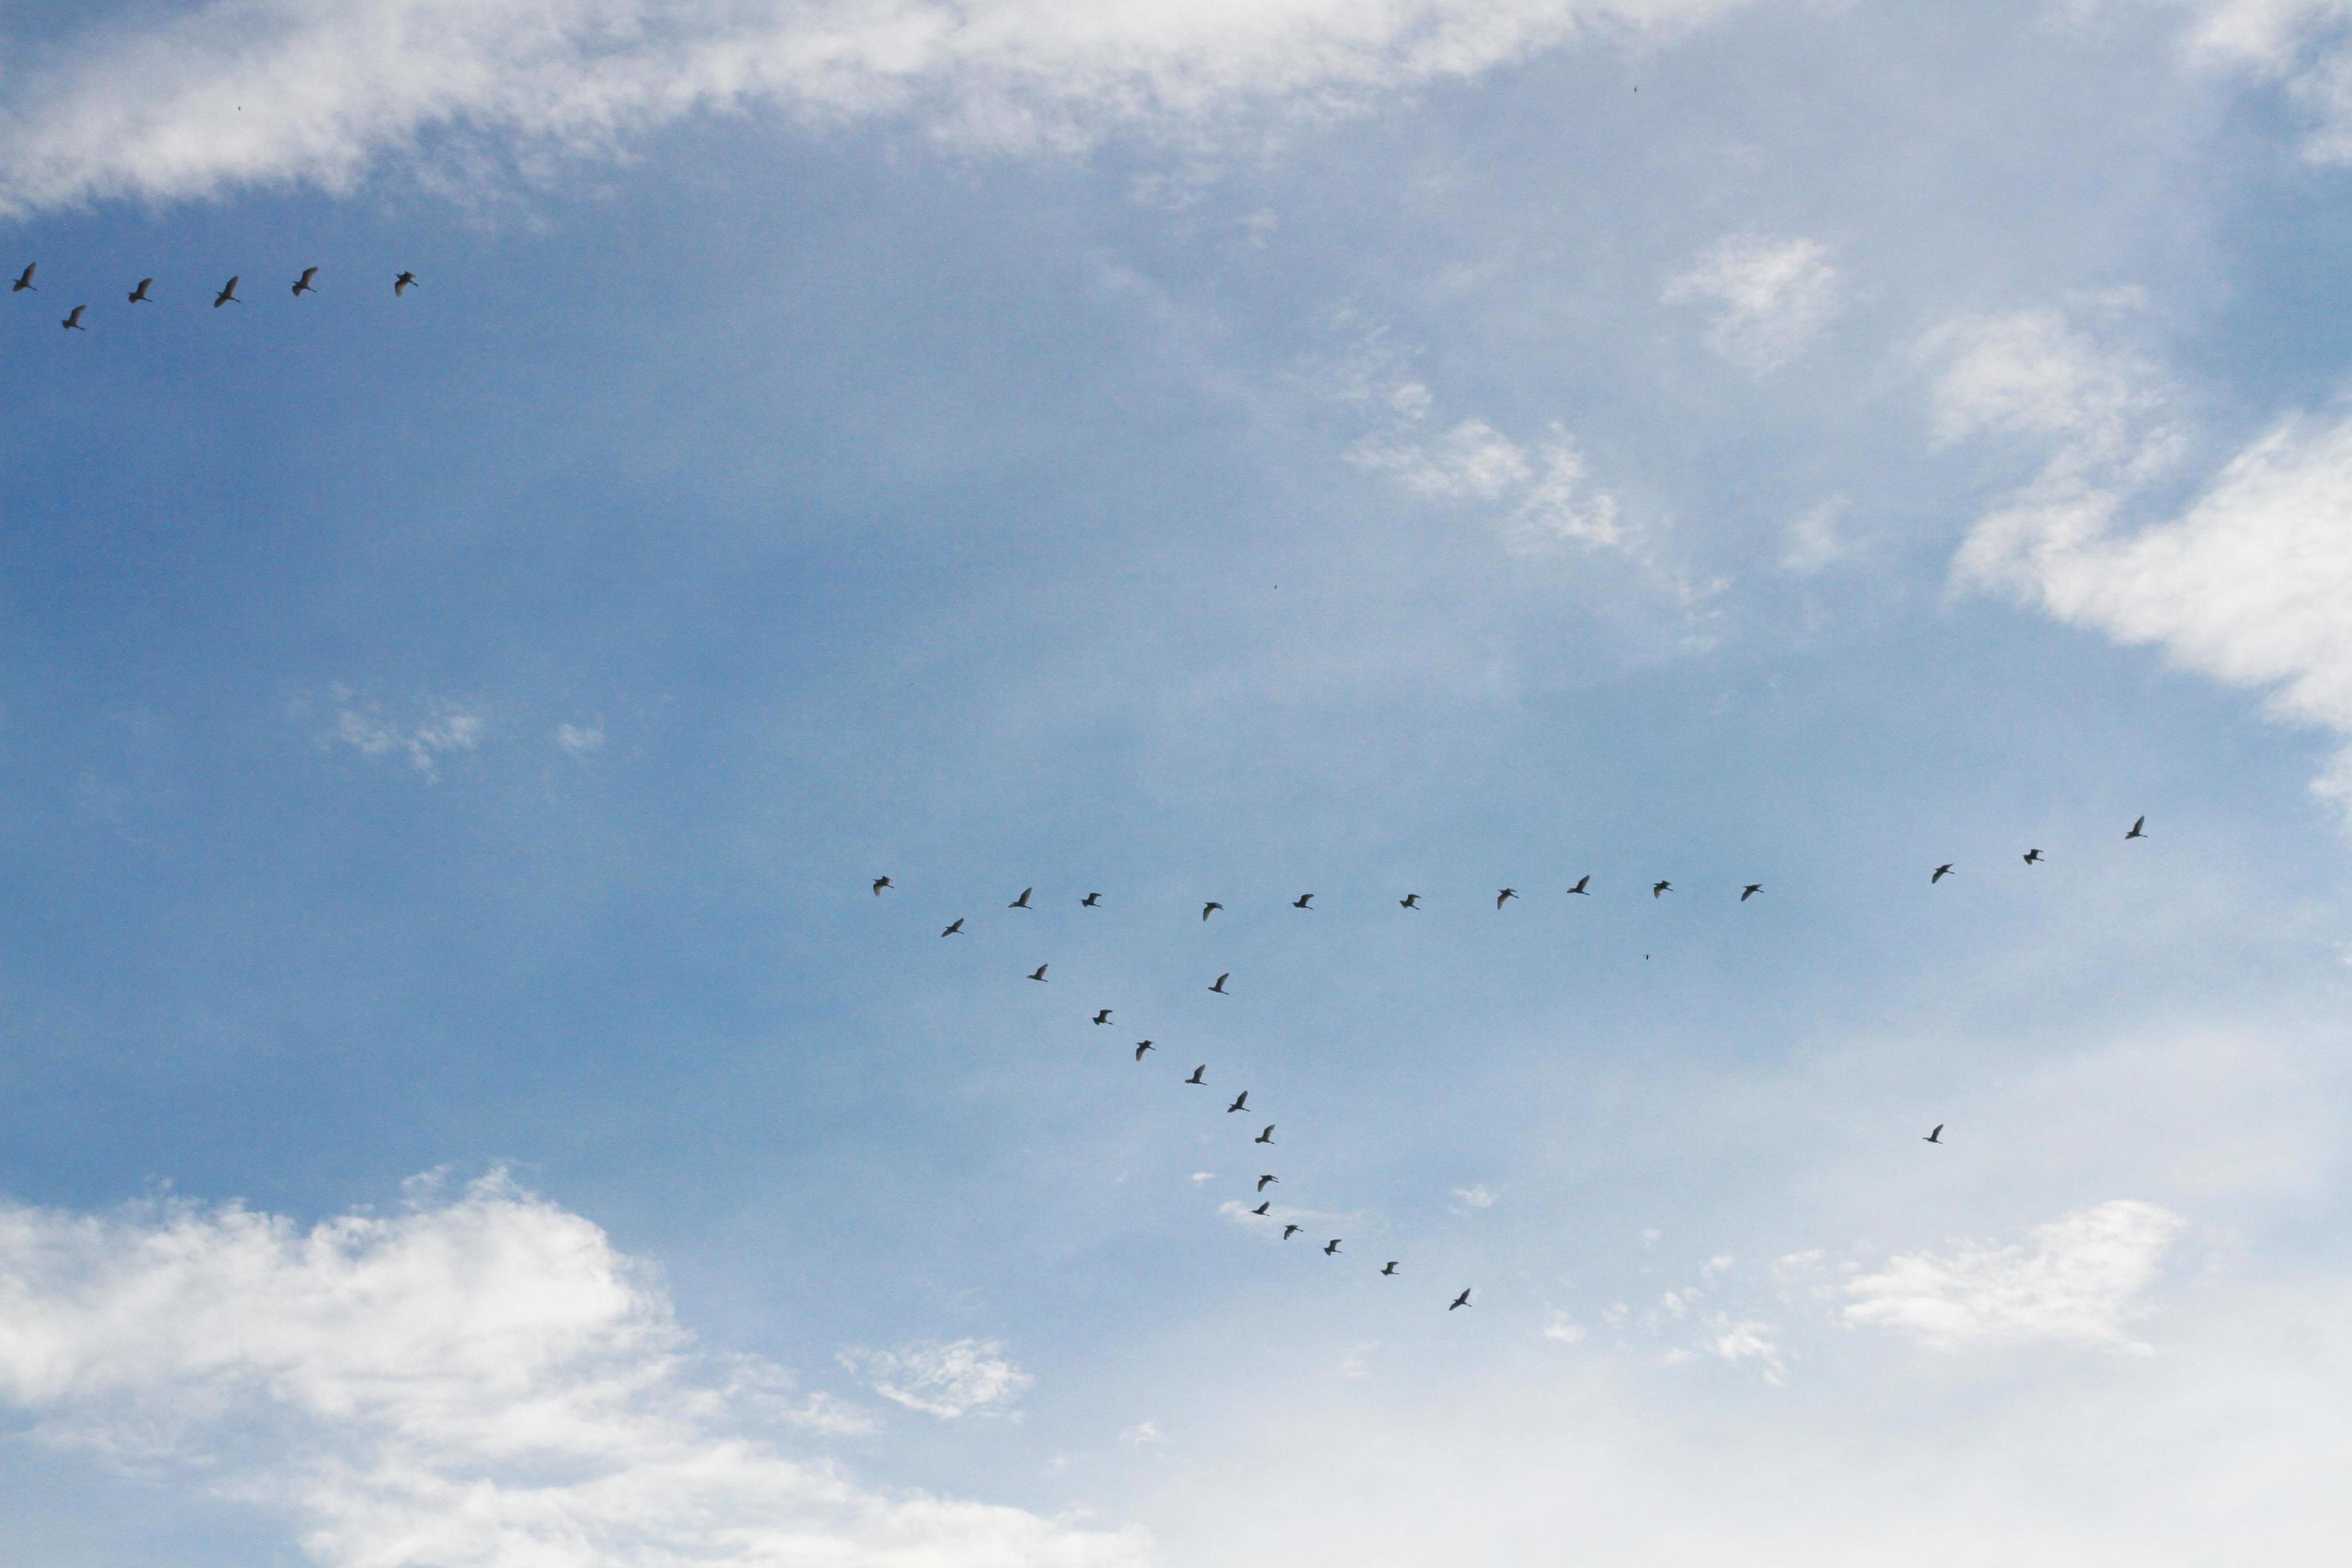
[10,261,418,330]
[876,815,2154,1315]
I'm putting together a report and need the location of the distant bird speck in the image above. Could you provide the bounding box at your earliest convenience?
[291,266,318,296]
[1255,1125,1275,1145]
[1226,1091,1249,1114]
[1924,1124,1944,1144]
[394,271,418,295]
[1134,1041,1154,1061]
[1932,864,1954,884]
[1202,902,1223,921]
[940,918,964,937]
[1082,892,1102,907]
[60,305,86,331]
[127,278,152,303]
[1282,1223,1301,1239]
[1093,1009,1112,1026]
[1324,1238,1342,1256]
[1258,1174,1278,1192]
[1027,963,1049,982]
[1009,887,1033,909]
[2126,815,2147,840]
[1209,972,1230,994]
[871,877,893,895]
[1400,893,1421,909]
[1741,884,1762,902]
[1250,1200,1270,1216]
[1184,1065,1206,1085]
[1293,893,1314,910]
[1381,1262,1399,1276]
[1568,875,1590,895]
[2023,849,2042,865]
[1449,1288,1472,1311]
[1653,881,1671,898]
[1496,888,1517,909]
[11,262,35,293]
[213,276,239,307]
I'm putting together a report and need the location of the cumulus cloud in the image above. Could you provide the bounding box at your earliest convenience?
[1450,1184,1496,1210]
[555,719,606,759]
[840,1338,1034,1419]
[1664,233,1842,370]
[322,690,485,778]
[2180,0,2352,162]
[0,1174,1137,1566]
[1843,1199,2188,1354]
[0,0,1748,216]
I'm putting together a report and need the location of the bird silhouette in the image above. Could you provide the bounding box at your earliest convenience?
[1209,972,1230,994]
[1082,892,1102,907]
[940,918,964,937]
[1250,1200,1270,1216]
[127,278,152,303]
[1009,887,1033,909]
[1258,1174,1278,1192]
[2126,815,2147,840]
[291,266,318,296]
[1027,964,1049,982]
[1381,1262,1399,1276]
[213,276,239,307]
[1924,1124,1944,1144]
[872,876,893,895]
[1932,864,1954,883]
[1448,1288,1472,1311]
[1496,888,1517,909]
[60,306,86,331]
[1202,902,1223,921]
[11,262,34,292]
[1094,1009,1112,1026]
[1226,1091,1249,1114]
[1400,893,1421,908]
[1568,875,1590,895]
[1293,893,1314,910]
[394,271,418,295]
[1184,1065,1206,1085]
[1741,884,1762,902]
[1653,881,1671,898]
[1134,1041,1154,1061]
[1254,1125,1275,1145]
[1323,1238,1342,1256]
[1282,1223,1302,1239]
[2023,849,2043,865]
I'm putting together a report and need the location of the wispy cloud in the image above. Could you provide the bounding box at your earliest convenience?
[554,719,606,760]
[321,689,485,779]
[1664,233,1842,371]
[839,1338,1034,1420]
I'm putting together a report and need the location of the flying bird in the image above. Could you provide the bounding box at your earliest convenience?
[1381,1262,1399,1276]
[60,306,86,331]
[213,276,239,307]
[2023,849,2043,865]
[1254,1125,1275,1145]
[940,918,964,937]
[1924,1124,1944,1144]
[1931,864,1954,884]
[1082,892,1102,907]
[1741,884,1762,902]
[1209,972,1230,994]
[1496,888,1518,909]
[1282,1223,1302,1239]
[1093,1009,1112,1026]
[1202,902,1222,921]
[1184,1065,1206,1085]
[1226,1091,1249,1114]
[127,278,152,303]
[1293,893,1314,910]
[1448,1288,1473,1311]
[1324,1238,1342,1256]
[1250,1201,1270,1217]
[1009,887,1033,909]
[290,266,318,296]
[2126,815,2147,840]
[11,262,34,292]
[1028,964,1049,982]
[1653,881,1671,898]
[1400,893,1421,908]
[394,271,418,295]
[871,876,893,895]
[1134,1041,1154,1061]
[1567,875,1590,895]
[1258,1174,1278,1192]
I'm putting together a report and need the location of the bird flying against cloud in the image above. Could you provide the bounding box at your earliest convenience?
[291,266,318,296]
[940,918,964,937]
[1027,964,1049,982]
[1226,1091,1249,1114]
[2126,815,2147,840]
[213,276,239,306]
[1009,887,1033,909]
[1924,1124,1943,1143]
[1496,888,1517,909]
[1209,972,1230,994]
[1449,1289,1472,1311]
[1932,864,1954,883]
[127,278,151,303]
[60,306,85,331]
[1250,1201,1270,1216]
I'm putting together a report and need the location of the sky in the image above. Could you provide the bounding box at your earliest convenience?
[2,0,2350,1562]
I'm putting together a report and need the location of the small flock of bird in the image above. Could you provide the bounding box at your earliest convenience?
[873,814,2154,1316]
[12,262,418,332]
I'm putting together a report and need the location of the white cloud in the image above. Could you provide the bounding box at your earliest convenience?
[322,690,485,779]
[1664,233,1842,371]
[0,1174,1138,1566]
[1702,1313,1786,1384]
[0,0,1749,216]
[2179,0,2352,162]
[1843,1199,2188,1354]
[1538,1309,1586,1345]
[1450,1184,1496,1210]
[840,1338,1034,1419]
[1120,1418,1166,1446]
[554,720,606,759]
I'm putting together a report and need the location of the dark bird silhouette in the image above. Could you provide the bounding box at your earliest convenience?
[1250,1201,1270,1217]
[1293,893,1314,910]
[1324,1238,1342,1256]
[2023,849,2043,865]
[1932,864,1954,884]
[1381,1262,1399,1276]
[1400,893,1421,908]
[1653,881,1671,898]
[2126,815,2147,840]
[1568,875,1590,896]
[1741,884,1762,902]
[940,918,964,937]
[1082,892,1102,907]
[1134,1041,1154,1061]
[291,266,318,296]
[1184,1065,1206,1085]
[1496,888,1517,909]
[1254,1125,1275,1145]
[1009,887,1033,909]
[1448,1288,1472,1311]
[871,876,893,895]
[61,305,86,331]
[1226,1091,1249,1114]
[1258,1174,1278,1192]
[1209,972,1230,994]
[1282,1223,1301,1239]
[127,278,152,303]
[394,271,418,296]
[1093,1009,1112,1026]
[1027,964,1049,982]
[11,262,34,292]
[1924,1124,1944,1144]
[213,275,239,307]
[1202,902,1222,921]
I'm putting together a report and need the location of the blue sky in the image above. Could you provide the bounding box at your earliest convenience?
[2,1,2350,1562]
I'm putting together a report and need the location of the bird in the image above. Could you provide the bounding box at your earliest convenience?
[1254,1125,1275,1145]
[1496,888,1518,909]
[2023,849,2043,865]
[1027,964,1049,982]
[1931,864,1954,884]
[940,918,964,937]
[1093,1009,1112,1026]
[1258,1174,1278,1192]
[127,278,152,303]
[60,306,86,331]
[2126,815,2147,840]
[394,271,418,295]
[1184,1065,1206,1085]
[11,262,34,292]
[1226,1091,1249,1114]
[290,266,318,296]
[1324,1239,1342,1256]
[1567,875,1590,895]
[1202,902,1223,921]
[1293,893,1314,910]
[1400,893,1421,908]
[1449,1288,1473,1311]
[871,876,893,895]
[1381,1262,1399,1276]
[1924,1124,1944,1144]
[1209,972,1230,994]
[213,276,239,307]
[1250,1201,1270,1217]
[1741,884,1762,902]
[1282,1223,1302,1240]
[1653,881,1671,898]
[1081,892,1102,907]
[1009,887,1033,909]
[1134,1041,1154,1061]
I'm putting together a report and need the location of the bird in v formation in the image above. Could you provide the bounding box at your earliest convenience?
[14,262,420,330]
